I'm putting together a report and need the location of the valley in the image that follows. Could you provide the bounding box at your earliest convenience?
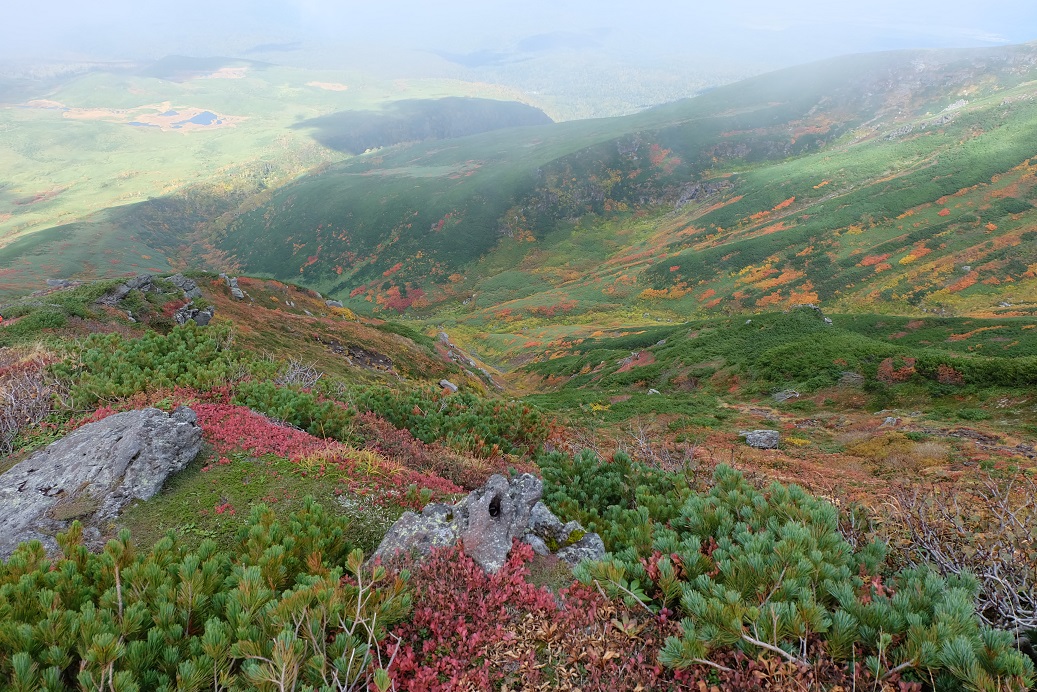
[2,39,1037,691]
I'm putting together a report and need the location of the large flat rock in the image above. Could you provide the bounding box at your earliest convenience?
[0,407,202,559]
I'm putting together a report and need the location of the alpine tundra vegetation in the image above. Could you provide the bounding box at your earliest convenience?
[3,1,1037,689]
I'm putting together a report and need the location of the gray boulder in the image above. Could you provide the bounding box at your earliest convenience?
[96,274,157,306]
[174,302,215,326]
[166,273,203,300]
[225,276,245,300]
[557,534,607,565]
[772,389,800,403]
[439,379,459,393]
[325,299,344,308]
[740,429,780,449]
[0,407,203,559]
[373,474,604,572]
[522,501,605,566]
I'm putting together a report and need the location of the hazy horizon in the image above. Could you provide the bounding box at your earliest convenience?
[5,0,1036,72]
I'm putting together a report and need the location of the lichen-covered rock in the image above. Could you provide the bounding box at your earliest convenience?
[373,474,604,572]
[522,501,606,566]
[0,407,203,558]
[740,429,780,449]
[374,503,465,557]
[461,474,540,571]
[556,533,607,565]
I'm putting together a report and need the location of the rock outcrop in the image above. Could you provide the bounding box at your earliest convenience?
[222,274,245,300]
[740,429,780,449]
[97,274,158,306]
[373,474,605,572]
[166,273,203,299]
[0,407,203,558]
[174,302,216,326]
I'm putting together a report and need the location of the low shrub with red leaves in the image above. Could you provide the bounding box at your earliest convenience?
[385,542,687,691]
[193,403,340,460]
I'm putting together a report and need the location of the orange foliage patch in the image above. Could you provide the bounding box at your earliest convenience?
[787,284,819,305]
[736,263,779,285]
[945,271,979,293]
[756,268,805,291]
[757,221,790,236]
[698,288,716,302]
[937,208,951,217]
[947,326,1004,342]
[755,291,784,307]
[859,254,891,267]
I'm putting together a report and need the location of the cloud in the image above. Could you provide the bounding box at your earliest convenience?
[1,0,1035,65]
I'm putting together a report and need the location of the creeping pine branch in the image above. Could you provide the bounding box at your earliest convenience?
[275,359,324,389]
[741,631,809,667]
[892,476,1037,633]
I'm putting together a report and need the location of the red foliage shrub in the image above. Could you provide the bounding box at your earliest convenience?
[936,364,965,385]
[193,403,338,460]
[383,543,876,690]
[876,357,917,383]
[528,299,578,318]
[160,298,190,319]
[859,253,892,267]
[386,542,689,691]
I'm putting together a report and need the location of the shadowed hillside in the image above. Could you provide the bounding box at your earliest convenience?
[292,97,553,153]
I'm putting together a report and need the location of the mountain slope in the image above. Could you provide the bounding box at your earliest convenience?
[199,44,1037,321]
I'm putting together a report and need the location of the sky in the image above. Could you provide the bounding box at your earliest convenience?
[4,0,1037,68]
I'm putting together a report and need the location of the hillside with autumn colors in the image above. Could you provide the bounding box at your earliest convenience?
[170,43,1037,324]
[6,39,1037,691]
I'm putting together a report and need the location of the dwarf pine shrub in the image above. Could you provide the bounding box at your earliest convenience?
[54,324,238,407]
[540,455,1034,690]
[0,499,411,691]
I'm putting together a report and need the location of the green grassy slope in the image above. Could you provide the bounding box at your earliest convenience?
[0,57,541,295]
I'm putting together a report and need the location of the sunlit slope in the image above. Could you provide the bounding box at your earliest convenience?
[0,57,537,294]
[212,44,1037,317]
